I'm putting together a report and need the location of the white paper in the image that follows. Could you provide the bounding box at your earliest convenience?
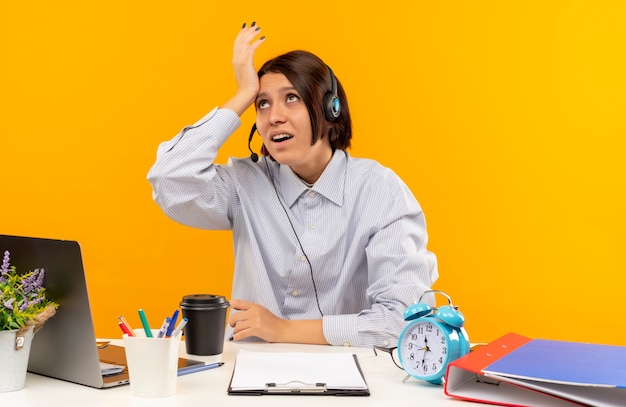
[229,350,368,391]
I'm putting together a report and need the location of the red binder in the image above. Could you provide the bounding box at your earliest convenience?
[444,332,626,407]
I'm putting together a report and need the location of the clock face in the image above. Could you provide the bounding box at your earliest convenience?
[397,320,450,379]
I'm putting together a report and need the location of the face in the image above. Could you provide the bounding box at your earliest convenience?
[255,72,332,183]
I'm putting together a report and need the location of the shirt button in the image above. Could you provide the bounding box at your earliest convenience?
[383,340,389,346]
[343,342,350,347]
[291,290,299,296]
[308,192,315,198]
[310,224,316,230]
[300,255,307,262]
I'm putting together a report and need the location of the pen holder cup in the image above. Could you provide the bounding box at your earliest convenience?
[123,329,182,398]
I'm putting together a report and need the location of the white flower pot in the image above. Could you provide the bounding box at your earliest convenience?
[0,325,35,392]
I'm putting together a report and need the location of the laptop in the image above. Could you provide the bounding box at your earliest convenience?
[0,234,204,388]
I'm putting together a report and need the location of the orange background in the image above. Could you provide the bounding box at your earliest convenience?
[2,1,625,345]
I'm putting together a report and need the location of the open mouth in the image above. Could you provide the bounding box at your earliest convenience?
[272,133,294,143]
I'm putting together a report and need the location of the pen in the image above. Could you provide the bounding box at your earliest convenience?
[138,309,153,338]
[177,362,224,377]
[169,317,188,338]
[117,315,136,337]
[118,321,134,337]
[166,309,179,337]
[157,317,171,338]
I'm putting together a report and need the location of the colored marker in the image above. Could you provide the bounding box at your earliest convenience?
[157,317,171,338]
[138,309,153,337]
[117,315,136,337]
[170,317,188,338]
[118,321,133,337]
[166,310,179,337]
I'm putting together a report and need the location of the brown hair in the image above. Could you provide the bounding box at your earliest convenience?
[257,50,352,150]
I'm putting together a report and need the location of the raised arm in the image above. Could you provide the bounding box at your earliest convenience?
[222,22,265,116]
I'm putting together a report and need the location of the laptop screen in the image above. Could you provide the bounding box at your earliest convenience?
[0,234,122,388]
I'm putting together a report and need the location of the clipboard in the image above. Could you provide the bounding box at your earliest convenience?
[227,350,370,396]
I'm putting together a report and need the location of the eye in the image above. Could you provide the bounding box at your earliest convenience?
[286,93,300,103]
[257,100,269,110]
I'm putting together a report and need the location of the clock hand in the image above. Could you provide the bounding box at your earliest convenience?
[420,336,429,370]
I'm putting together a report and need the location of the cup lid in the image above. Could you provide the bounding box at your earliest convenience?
[180,294,229,309]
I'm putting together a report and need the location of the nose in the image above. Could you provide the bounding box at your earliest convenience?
[268,103,287,126]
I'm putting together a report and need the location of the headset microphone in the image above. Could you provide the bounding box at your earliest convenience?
[247,123,259,162]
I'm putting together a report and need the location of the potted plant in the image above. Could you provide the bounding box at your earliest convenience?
[0,250,58,392]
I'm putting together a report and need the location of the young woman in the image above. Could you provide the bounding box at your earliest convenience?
[147,23,438,347]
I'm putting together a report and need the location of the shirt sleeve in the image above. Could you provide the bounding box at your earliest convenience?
[322,174,438,348]
[146,107,241,230]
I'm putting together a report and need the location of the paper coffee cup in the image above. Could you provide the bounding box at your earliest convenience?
[180,294,229,356]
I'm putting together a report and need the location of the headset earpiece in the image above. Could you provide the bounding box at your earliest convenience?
[324,67,341,121]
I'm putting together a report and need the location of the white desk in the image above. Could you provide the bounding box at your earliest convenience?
[1,341,464,406]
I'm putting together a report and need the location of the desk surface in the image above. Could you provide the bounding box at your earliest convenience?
[2,340,464,406]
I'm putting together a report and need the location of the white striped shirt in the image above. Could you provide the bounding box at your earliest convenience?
[147,107,438,347]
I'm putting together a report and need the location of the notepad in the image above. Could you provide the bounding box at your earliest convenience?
[228,350,369,396]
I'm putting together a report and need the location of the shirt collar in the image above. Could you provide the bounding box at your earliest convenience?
[279,150,347,207]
